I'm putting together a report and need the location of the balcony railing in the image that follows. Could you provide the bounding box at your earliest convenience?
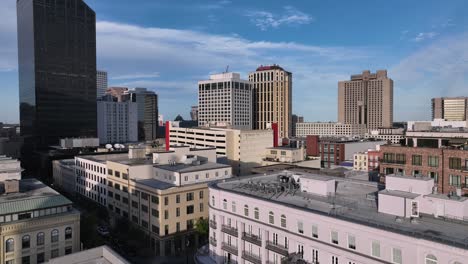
[242,251,262,264]
[221,225,238,237]
[209,220,217,229]
[266,241,289,256]
[209,237,217,247]
[382,160,406,165]
[221,242,238,256]
[242,232,262,246]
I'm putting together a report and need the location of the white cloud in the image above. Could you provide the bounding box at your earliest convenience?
[110,72,160,80]
[412,32,439,42]
[246,6,313,31]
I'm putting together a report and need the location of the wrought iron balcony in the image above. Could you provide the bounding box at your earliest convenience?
[209,220,217,229]
[221,225,238,237]
[242,232,262,246]
[242,251,262,264]
[209,237,217,247]
[266,241,289,256]
[221,242,238,256]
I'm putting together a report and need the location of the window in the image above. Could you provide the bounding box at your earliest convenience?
[449,157,462,170]
[425,254,437,264]
[254,207,259,219]
[164,197,169,206]
[348,235,356,250]
[187,205,194,214]
[187,219,194,230]
[372,241,381,257]
[223,199,227,210]
[428,156,439,167]
[37,252,45,263]
[141,192,148,200]
[164,210,169,219]
[244,205,249,216]
[176,222,180,232]
[115,171,120,178]
[22,235,30,249]
[51,229,59,243]
[108,169,113,175]
[412,155,422,166]
[176,207,180,217]
[65,227,72,240]
[231,201,236,212]
[152,196,159,204]
[152,225,160,234]
[211,196,215,206]
[122,173,128,180]
[297,221,304,234]
[200,203,204,212]
[141,205,148,213]
[331,231,338,244]
[65,246,72,255]
[37,232,44,246]
[5,238,14,252]
[186,192,194,201]
[142,220,149,229]
[199,191,204,199]
[449,175,461,187]
[176,195,180,203]
[269,211,274,224]
[280,214,286,228]
[51,249,59,258]
[429,171,439,183]
[122,197,128,204]
[132,201,138,208]
[312,225,318,238]
[22,256,30,264]
[392,248,402,264]
[152,209,159,218]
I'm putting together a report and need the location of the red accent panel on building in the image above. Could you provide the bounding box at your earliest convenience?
[306,135,319,156]
[165,121,170,151]
[272,123,278,147]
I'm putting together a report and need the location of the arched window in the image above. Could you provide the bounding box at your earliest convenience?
[37,232,45,246]
[231,201,236,212]
[269,211,274,224]
[223,199,227,210]
[281,214,287,228]
[244,205,249,217]
[51,229,59,243]
[254,207,259,219]
[65,227,72,240]
[22,235,30,249]
[425,254,437,264]
[5,238,14,252]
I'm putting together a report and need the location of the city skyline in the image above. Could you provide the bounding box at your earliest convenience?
[1,0,468,123]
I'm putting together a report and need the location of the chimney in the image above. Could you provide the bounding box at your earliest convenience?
[165,121,170,151]
[5,180,19,194]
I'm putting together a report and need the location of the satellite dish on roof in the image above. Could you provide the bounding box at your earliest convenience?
[114,144,120,149]
[105,144,112,149]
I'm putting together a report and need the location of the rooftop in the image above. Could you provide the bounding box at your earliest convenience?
[0,179,72,216]
[155,161,230,173]
[46,245,130,264]
[212,171,468,250]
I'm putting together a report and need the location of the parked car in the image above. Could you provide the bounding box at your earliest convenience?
[97,226,110,236]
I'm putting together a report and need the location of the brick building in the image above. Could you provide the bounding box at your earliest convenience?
[379,145,468,195]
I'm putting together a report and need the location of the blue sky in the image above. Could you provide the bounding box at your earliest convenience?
[1,0,468,123]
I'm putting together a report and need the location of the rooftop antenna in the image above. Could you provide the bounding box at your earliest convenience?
[225,65,229,73]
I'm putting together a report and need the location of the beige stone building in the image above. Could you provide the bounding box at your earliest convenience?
[0,179,80,264]
[249,65,292,139]
[431,97,468,121]
[353,152,368,171]
[168,123,273,175]
[263,147,305,164]
[338,70,393,129]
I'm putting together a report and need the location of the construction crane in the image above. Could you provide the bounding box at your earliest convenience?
[224,65,229,73]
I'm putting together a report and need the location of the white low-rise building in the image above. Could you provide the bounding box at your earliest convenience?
[295,122,367,138]
[208,170,468,264]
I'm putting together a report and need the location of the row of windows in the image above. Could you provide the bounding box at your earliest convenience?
[5,228,72,253]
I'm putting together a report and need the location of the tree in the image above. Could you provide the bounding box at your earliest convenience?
[174,114,185,121]
[195,218,209,235]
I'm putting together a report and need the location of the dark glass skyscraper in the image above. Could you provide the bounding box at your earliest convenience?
[17,0,97,149]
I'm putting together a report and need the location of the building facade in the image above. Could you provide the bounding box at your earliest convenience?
[338,70,393,129]
[123,88,158,141]
[295,122,367,138]
[0,178,80,264]
[353,152,368,171]
[208,171,468,264]
[17,0,97,148]
[432,97,468,121]
[97,70,108,99]
[249,65,292,139]
[291,115,304,137]
[190,106,199,121]
[52,159,76,195]
[167,123,274,175]
[97,99,138,144]
[198,73,253,129]
[46,245,130,264]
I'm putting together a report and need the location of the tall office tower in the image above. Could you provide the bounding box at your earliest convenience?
[338,70,393,129]
[291,114,304,137]
[190,105,199,121]
[249,65,292,139]
[96,70,108,98]
[97,97,138,144]
[123,88,158,141]
[431,97,468,121]
[17,0,97,149]
[198,73,253,129]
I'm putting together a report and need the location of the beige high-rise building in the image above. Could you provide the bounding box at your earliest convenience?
[249,65,292,139]
[431,97,468,121]
[338,70,393,129]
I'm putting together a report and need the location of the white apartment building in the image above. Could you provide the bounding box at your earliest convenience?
[208,171,468,264]
[198,73,253,129]
[97,70,108,98]
[97,100,138,144]
[52,159,76,195]
[0,155,21,181]
[168,123,273,175]
[295,122,367,138]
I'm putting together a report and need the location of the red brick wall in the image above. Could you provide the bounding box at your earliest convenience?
[306,135,319,156]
